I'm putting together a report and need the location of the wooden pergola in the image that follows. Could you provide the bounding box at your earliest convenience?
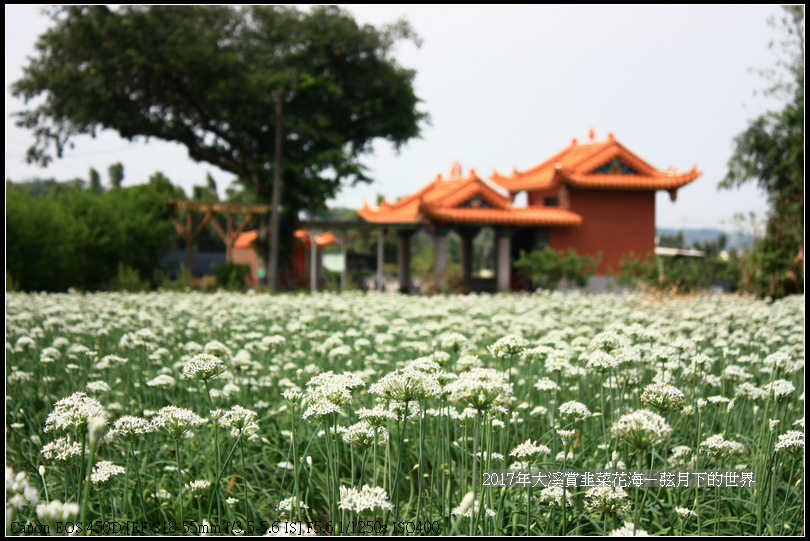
[169,200,272,275]
[169,200,401,291]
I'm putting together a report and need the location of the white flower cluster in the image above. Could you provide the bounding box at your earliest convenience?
[355,405,398,426]
[40,436,88,463]
[438,332,467,352]
[668,446,694,468]
[342,420,389,448]
[108,415,154,442]
[303,371,364,422]
[590,331,627,355]
[586,350,621,373]
[218,405,260,438]
[538,487,572,508]
[278,496,309,512]
[91,461,126,486]
[44,391,106,434]
[557,429,576,445]
[151,406,206,438]
[534,378,560,392]
[368,367,441,403]
[584,486,631,514]
[735,382,766,401]
[146,374,177,389]
[509,439,551,462]
[182,353,227,382]
[700,434,746,458]
[559,401,592,421]
[611,409,672,450]
[36,500,80,524]
[763,379,796,401]
[444,368,513,411]
[774,430,804,455]
[338,485,394,513]
[6,464,40,520]
[185,479,211,496]
[86,380,111,394]
[488,334,529,358]
[640,383,685,412]
[451,498,496,518]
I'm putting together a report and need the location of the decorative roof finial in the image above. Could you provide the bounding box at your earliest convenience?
[449,160,462,178]
[588,127,595,142]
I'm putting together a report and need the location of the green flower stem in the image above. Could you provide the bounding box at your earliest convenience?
[470,410,481,536]
[207,435,241,519]
[240,436,249,523]
[175,438,184,535]
[80,436,99,536]
[131,443,148,522]
[204,381,223,524]
[392,406,408,527]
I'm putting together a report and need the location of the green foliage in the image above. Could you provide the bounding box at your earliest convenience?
[88,167,102,194]
[6,175,182,292]
[214,262,251,291]
[108,263,150,292]
[155,265,195,292]
[514,247,601,290]
[617,252,742,294]
[12,5,427,280]
[719,6,804,298]
[108,162,124,189]
[6,272,20,292]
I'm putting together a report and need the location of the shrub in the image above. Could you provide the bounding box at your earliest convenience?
[514,248,601,290]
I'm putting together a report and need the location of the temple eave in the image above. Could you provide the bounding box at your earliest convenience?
[424,208,582,227]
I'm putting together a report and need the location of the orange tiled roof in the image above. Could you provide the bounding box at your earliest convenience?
[357,169,582,227]
[294,229,337,249]
[490,133,701,193]
[425,207,582,226]
[234,230,257,249]
[234,229,336,249]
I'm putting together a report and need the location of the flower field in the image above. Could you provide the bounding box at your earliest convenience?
[5,290,804,536]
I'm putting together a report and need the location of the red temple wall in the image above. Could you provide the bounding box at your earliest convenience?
[548,188,656,274]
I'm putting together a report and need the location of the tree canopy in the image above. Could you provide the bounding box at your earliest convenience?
[12,5,427,287]
[719,6,804,298]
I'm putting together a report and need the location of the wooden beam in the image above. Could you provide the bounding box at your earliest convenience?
[169,199,271,214]
[186,211,194,274]
[191,211,215,242]
[171,217,187,240]
[209,216,228,244]
[232,213,253,239]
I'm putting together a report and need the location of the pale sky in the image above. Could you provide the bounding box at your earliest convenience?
[6,5,784,231]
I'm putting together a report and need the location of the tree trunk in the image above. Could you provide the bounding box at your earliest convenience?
[268,94,284,291]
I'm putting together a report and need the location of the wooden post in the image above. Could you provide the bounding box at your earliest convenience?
[460,228,475,291]
[341,232,348,291]
[186,211,194,274]
[310,231,318,293]
[397,230,413,293]
[434,229,447,292]
[496,229,512,292]
[377,229,385,291]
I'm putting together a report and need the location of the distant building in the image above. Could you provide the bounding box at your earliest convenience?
[358,133,701,291]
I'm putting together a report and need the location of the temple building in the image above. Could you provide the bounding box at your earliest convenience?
[358,133,701,292]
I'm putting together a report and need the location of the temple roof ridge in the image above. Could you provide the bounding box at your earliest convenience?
[490,134,701,193]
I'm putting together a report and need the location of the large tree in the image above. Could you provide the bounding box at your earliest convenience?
[719,5,804,298]
[12,5,427,290]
